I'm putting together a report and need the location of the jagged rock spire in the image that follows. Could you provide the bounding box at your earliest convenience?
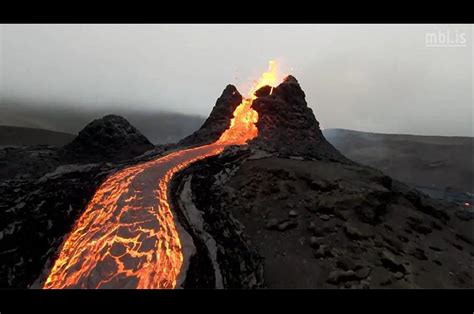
[179,85,243,147]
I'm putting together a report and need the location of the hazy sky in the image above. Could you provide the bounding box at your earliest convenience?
[1,24,472,136]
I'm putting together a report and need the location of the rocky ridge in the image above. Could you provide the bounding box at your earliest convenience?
[178,85,243,147]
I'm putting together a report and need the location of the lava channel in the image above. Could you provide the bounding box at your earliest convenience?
[43,61,283,289]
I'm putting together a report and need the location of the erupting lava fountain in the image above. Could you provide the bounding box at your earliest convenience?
[43,61,284,289]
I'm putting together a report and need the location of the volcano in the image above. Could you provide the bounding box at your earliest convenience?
[0,62,472,289]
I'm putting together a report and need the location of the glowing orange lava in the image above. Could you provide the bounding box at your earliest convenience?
[218,60,280,144]
[43,61,283,289]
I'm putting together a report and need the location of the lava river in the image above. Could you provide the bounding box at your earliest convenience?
[43,61,282,289]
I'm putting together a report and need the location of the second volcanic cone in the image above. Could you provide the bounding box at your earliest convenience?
[249,75,348,162]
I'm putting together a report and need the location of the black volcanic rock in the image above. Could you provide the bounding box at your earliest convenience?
[249,76,348,161]
[0,163,115,288]
[179,85,243,147]
[171,146,264,288]
[63,114,154,162]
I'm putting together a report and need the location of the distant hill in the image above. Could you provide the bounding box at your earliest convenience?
[324,128,474,194]
[0,126,76,147]
[0,100,205,145]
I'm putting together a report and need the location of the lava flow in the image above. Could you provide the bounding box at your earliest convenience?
[43,61,283,289]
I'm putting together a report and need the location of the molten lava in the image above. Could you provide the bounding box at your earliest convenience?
[43,61,283,289]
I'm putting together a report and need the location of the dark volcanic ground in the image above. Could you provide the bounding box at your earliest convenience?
[218,154,473,288]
